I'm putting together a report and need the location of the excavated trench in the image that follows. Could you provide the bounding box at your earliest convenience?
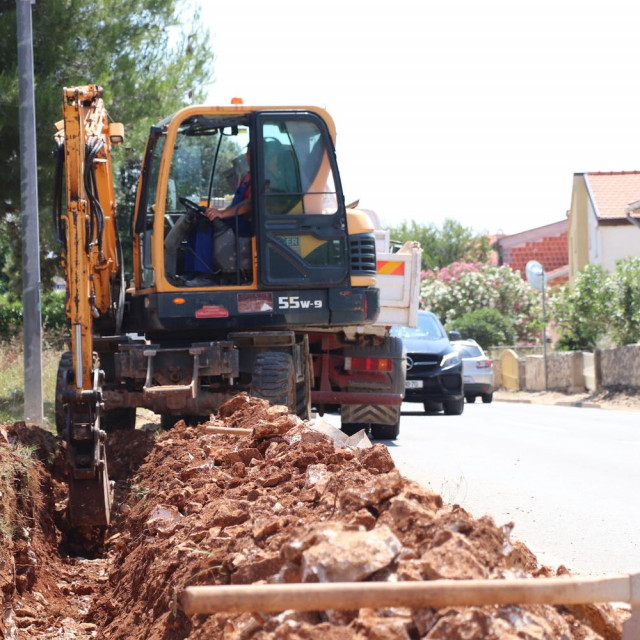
[0,395,628,639]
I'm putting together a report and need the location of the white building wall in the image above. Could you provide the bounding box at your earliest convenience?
[587,200,600,264]
[598,225,640,271]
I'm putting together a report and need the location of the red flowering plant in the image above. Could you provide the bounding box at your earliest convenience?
[420,262,543,343]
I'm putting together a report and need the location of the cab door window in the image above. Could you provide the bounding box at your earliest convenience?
[256,113,348,287]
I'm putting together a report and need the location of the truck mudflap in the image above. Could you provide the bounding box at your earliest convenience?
[339,400,402,426]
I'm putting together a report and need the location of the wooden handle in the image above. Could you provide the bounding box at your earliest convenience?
[205,426,252,435]
[180,575,635,616]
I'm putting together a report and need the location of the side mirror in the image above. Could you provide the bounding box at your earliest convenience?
[448,330,462,341]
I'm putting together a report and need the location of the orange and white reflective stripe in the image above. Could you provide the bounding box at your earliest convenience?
[377,260,405,276]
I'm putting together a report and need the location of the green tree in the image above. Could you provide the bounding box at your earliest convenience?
[0,0,213,297]
[420,262,542,342]
[548,264,611,351]
[450,308,516,347]
[387,219,492,270]
[609,257,640,347]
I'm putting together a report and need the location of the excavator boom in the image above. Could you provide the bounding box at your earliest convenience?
[54,85,124,526]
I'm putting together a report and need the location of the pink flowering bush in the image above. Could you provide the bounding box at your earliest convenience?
[420,262,543,343]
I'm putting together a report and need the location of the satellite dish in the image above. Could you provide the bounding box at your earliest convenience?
[526,260,546,291]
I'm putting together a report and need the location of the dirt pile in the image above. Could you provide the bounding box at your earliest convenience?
[0,396,626,639]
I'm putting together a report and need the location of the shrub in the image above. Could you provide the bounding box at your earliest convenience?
[609,257,640,346]
[0,292,67,343]
[0,295,22,341]
[548,264,611,351]
[449,308,516,347]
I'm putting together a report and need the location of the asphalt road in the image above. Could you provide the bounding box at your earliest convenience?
[318,401,640,577]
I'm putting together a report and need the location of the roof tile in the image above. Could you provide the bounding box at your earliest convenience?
[585,171,640,220]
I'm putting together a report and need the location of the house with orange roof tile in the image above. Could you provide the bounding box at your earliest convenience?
[493,220,569,286]
[568,171,640,283]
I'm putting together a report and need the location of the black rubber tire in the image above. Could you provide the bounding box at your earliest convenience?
[371,421,400,440]
[465,395,477,404]
[250,351,296,411]
[423,401,443,414]
[481,393,494,404]
[443,397,465,415]
[295,352,313,421]
[160,414,179,430]
[160,414,208,429]
[341,422,368,437]
[296,380,311,421]
[101,407,136,432]
[54,351,73,435]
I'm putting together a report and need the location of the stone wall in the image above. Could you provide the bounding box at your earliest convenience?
[496,345,640,392]
[598,344,640,388]
[520,352,585,393]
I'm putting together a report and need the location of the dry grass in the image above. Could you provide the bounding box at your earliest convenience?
[0,340,62,430]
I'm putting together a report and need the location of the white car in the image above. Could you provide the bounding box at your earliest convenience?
[451,339,494,404]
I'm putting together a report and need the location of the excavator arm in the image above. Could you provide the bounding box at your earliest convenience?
[54,85,124,527]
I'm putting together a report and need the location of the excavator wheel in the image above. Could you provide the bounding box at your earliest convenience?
[160,414,208,429]
[250,351,296,412]
[296,379,311,420]
[54,352,73,435]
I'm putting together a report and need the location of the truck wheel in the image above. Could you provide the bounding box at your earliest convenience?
[250,351,296,412]
[341,422,368,437]
[55,351,73,435]
[481,393,493,404]
[371,420,400,440]
[101,408,136,431]
[443,397,465,415]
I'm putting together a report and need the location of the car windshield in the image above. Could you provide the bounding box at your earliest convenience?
[454,344,483,358]
[391,313,445,340]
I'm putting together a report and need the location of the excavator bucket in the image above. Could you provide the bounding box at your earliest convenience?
[68,439,113,527]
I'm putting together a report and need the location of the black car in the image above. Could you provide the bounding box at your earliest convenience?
[390,311,464,415]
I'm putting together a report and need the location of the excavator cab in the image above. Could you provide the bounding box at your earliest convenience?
[132,107,351,300]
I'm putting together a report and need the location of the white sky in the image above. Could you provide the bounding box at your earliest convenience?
[193,0,640,235]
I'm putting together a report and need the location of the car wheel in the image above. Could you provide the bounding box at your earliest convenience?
[443,397,464,415]
[481,393,493,404]
[371,420,400,440]
[465,395,476,404]
[423,401,443,414]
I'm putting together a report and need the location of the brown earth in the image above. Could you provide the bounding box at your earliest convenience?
[0,394,629,639]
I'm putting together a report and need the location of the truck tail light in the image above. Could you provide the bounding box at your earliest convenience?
[345,357,393,372]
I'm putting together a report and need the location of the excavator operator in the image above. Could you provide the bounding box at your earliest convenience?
[203,144,252,232]
[164,145,253,285]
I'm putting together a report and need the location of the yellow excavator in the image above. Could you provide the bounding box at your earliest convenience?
[53,85,409,527]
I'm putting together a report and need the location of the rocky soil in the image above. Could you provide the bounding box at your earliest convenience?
[0,394,629,639]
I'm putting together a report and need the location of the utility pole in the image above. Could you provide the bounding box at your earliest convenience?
[17,0,44,424]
